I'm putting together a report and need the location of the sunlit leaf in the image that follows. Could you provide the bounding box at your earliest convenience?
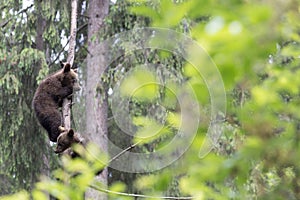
[109,181,127,193]
[0,190,29,200]
[166,112,181,128]
[251,86,280,106]
[31,189,48,200]
[120,66,159,101]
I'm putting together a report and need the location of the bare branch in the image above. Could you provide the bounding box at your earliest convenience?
[89,184,193,199]
[48,38,70,68]
[48,23,87,68]
[108,141,141,163]
[1,4,34,28]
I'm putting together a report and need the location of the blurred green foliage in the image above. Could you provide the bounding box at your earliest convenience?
[0,143,107,200]
[127,0,300,199]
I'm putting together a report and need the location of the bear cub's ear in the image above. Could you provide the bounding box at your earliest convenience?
[63,63,71,73]
[60,61,71,73]
[67,129,74,137]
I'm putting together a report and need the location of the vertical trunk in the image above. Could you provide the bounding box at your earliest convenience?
[35,0,46,52]
[63,0,78,131]
[66,0,78,66]
[85,0,109,199]
[35,0,51,179]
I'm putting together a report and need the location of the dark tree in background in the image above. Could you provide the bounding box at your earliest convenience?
[0,0,84,194]
[0,0,52,193]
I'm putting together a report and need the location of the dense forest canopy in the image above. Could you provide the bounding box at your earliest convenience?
[1,0,300,199]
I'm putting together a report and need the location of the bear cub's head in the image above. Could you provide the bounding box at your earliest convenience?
[59,62,81,92]
[55,127,84,154]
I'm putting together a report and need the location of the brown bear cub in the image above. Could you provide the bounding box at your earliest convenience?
[55,127,85,154]
[55,128,104,174]
[55,128,103,174]
[32,62,81,142]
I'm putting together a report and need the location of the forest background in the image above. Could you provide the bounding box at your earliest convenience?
[1,0,300,199]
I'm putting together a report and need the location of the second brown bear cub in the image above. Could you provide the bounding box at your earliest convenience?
[32,62,81,142]
[55,127,85,154]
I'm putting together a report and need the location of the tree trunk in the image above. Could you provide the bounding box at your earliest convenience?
[67,0,77,66]
[85,0,109,199]
[35,0,51,181]
[35,0,46,52]
[63,0,78,131]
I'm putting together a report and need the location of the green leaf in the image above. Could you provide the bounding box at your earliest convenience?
[120,66,159,101]
[0,190,29,200]
[251,86,280,106]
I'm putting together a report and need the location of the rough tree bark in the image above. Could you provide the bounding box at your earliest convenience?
[62,0,78,130]
[85,0,109,199]
[35,0,51,183]
[36,0,46,52]
[66,0,77,66]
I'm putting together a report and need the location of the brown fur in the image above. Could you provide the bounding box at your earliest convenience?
[55,129,103,175]
[55,128,85,154]
[32,63,81,142]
